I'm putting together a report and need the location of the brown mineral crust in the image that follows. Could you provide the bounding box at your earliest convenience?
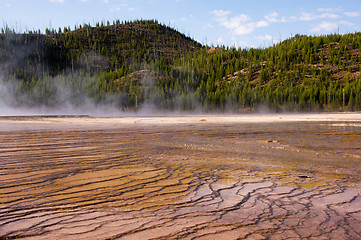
[0,114,361,239]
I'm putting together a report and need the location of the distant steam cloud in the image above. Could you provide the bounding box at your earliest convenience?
[0,72,123,116]
[0,31,126,116]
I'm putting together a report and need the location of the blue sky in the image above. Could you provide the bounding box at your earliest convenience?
[1,0,361,48]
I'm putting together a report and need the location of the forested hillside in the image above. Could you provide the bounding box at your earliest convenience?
[0,19,360,113]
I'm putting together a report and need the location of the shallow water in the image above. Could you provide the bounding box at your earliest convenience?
[1,115,361,239]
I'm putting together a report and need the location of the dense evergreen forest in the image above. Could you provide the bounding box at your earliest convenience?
[0,19,360,113]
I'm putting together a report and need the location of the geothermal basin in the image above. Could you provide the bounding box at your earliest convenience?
[0,114,361,239]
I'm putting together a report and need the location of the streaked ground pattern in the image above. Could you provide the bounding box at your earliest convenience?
[1,115,361,239]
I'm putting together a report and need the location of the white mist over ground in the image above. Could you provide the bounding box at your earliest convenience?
[0,73,121,116]
[0,63,359,117]
[0,73,204,117]
[0,93,121,117]
[0,63,204,117]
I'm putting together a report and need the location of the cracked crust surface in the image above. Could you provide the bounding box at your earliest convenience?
[1,115,361,239]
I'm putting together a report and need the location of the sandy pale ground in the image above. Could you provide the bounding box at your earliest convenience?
[1,113,361,131]
[0,113,361,239]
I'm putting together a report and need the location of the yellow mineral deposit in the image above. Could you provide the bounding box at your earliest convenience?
[0,114,361,239]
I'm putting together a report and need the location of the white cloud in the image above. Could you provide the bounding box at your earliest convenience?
[210,10,276,35]
[264,12,280,23]
[257,34,273,41]
[210,10,253,35]
[317,8,333,12]
[299,10,341,21]
[210,8,358,37]
[210,9,230,18]
[317,8,340,12]
[109,3,138,12]
[320,13,340,19]
[256,20,269,28]
[233,24,255,35]
[340,20,355,26]
[344,11,361,17]
[311,21,338,32]
[49,0,65,3]
[110,4,124,12]
[299,12,317,21]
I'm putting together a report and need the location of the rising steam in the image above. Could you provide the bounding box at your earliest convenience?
[0,31,204,116]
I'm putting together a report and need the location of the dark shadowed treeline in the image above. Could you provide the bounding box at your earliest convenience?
[0,19,360,113]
